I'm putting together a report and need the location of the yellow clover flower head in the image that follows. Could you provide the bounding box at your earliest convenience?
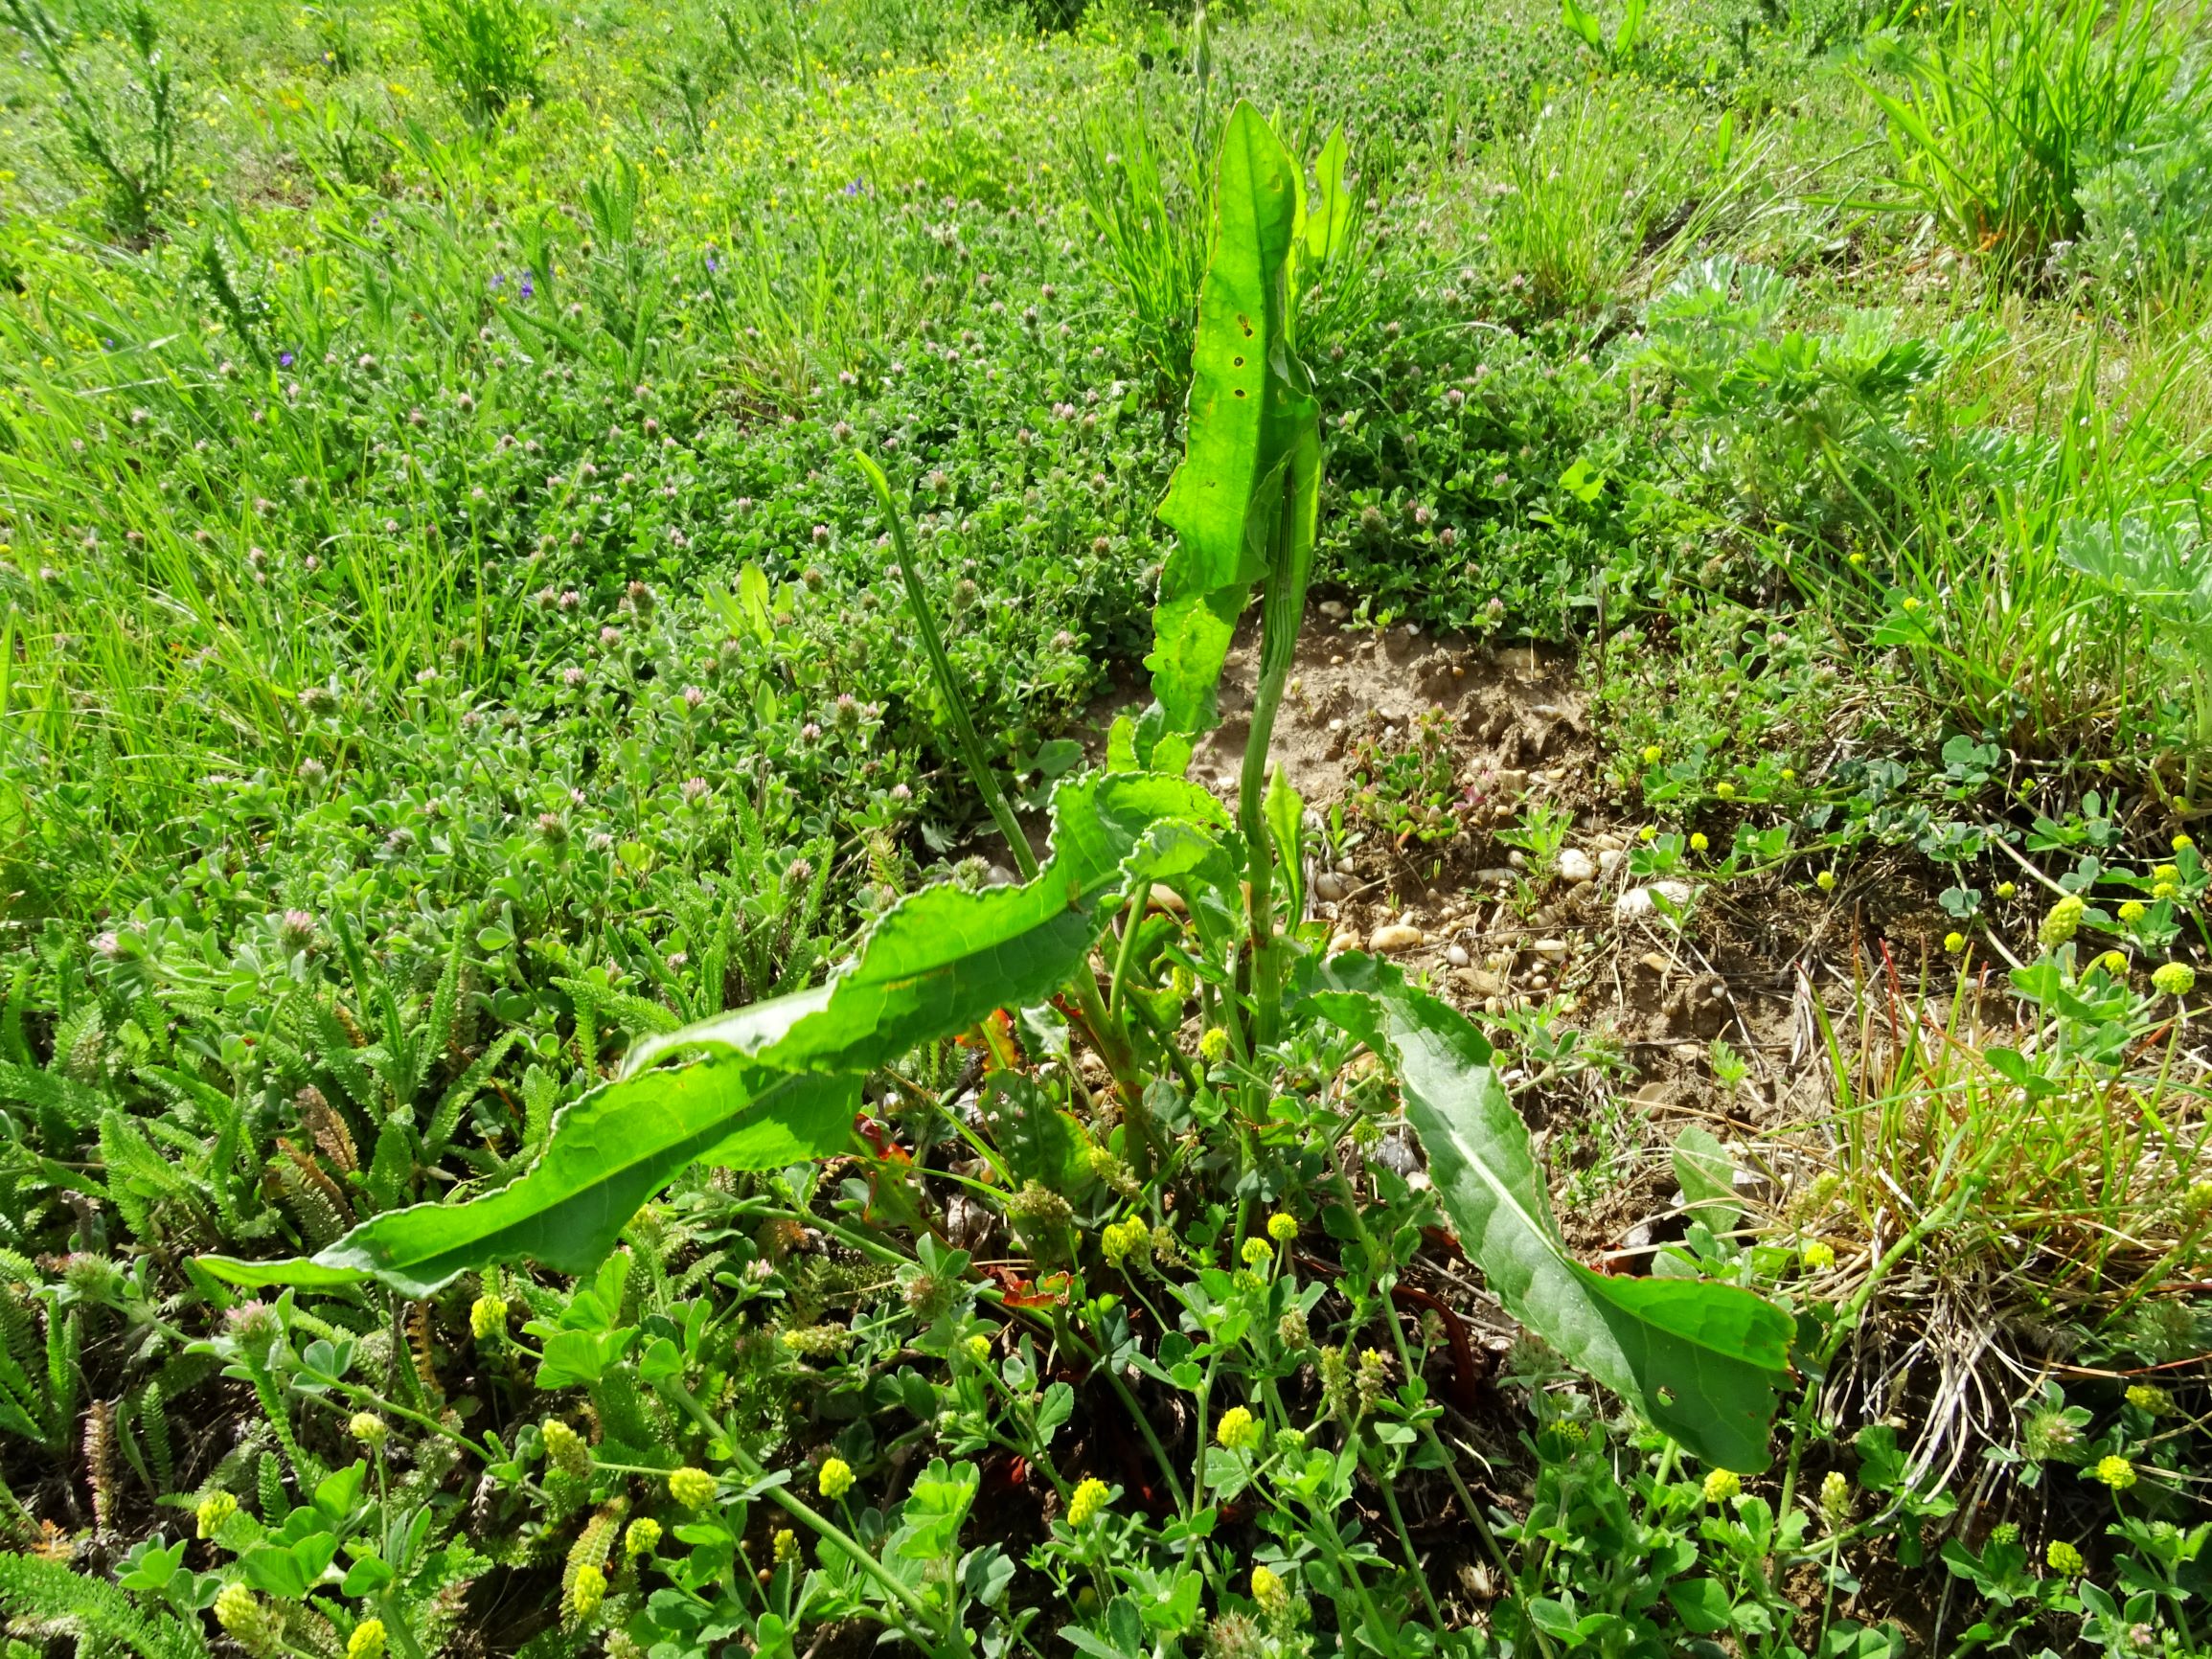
[1215,1406,1262,1452]
[2046,1538,2084,1575]
[1067,1477,1109,1527]
[195,1491,239,1538]
[1801,1239,1836,1271]
[817,1456,855,1501]
[1251,1564,1289,1613]
[2039,894,2086,949]
[1241,1236,1274,1268]
[625,1517,661,1557]
[2094,1454,2136,1491]
[1702,1468,1742,1505]
[2154,962,2195,999]
[470,1294,509,1340]
[1689,832,1709,852]
[668,1466,717,1509]
[348,1619,386,1659]
[567,1562,605,1622]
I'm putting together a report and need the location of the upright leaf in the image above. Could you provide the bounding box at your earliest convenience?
[1308,955,1792,1470]
[1150,101,1321,734]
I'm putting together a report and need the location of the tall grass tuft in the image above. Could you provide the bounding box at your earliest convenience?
[413,0,551,124]
[1864,0,2205,281]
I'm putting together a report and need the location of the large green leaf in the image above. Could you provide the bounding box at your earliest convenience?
[200,774,1228,1297]
[624,773,1227,1078]
[201,1063,859,1296]
[1309,955,1793,1471]
[1149,101,1321,734]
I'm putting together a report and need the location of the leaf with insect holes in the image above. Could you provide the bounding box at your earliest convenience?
[1307,954,1793,1472]
[1150,101,1320,735]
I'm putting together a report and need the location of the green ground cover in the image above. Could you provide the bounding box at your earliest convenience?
[1,0,2210,1654]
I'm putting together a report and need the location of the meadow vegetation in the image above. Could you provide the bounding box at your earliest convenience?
[0,0,2208,1655]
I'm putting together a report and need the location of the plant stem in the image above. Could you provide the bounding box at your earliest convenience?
[854,450,1157,1169]
[1239,451,1315,1053]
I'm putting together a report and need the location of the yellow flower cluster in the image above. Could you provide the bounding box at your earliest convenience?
[1067,1477,1109,1527]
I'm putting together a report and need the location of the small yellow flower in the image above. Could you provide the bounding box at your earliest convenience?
[1716,782,1735,800]
[1198,1027,1230,1065]
[1689,832,1709,852]
[196,1491,239,1538]
[349,1412,387,1448]
[2118,900,2147,924]
[1818,1469,1850,1525]
[1251,1564,1288,1613]
[1266,1212,1298,1243]
[568,1562,605,1621]
[348,1620,386,1659]
[2154,962,2195,998]
[1781,767,1796,782]
[1215,1406,1262,1451]
[817,1456,855,1500]
[2125,1383,2170,1415]
[1642,744,1663,765]
[625,1517,661,1557]
[1639,825,1656,842]
[1067,1477,1109,1526]
[470,1294,509,1340]
[773,1528,799,1564]
[1944,932,1965,954]
[2174,834,2194,852]
[2040,894,2085,948]
[1241,1236,1274,1268]
[1901,595,1922,612]
[1848,551,1866,567]
[964,1332,992,1365]
[2155,864,2180,884]
[543,1420,592,1480]
[2046,1538,2084,1575]
[1702,1468,1742,1504]
[1996,881,2017,899]
[668,1466,717,1509]
[1801,1239,1836,1271]
[2094,1454,2135,1491]
[1815,869,1836,892]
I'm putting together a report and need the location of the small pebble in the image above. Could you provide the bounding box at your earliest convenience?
[1370,923,1425,954]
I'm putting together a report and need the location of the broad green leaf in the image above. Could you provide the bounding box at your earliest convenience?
[625,773,1227,1078]
[1305,125,1352,267]
[1308,955,1792,1471]
[1150,101,1321,734]
[1673,1125,1740,1233]
[199,1062,858,1296]
[200,774,1226,1297]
